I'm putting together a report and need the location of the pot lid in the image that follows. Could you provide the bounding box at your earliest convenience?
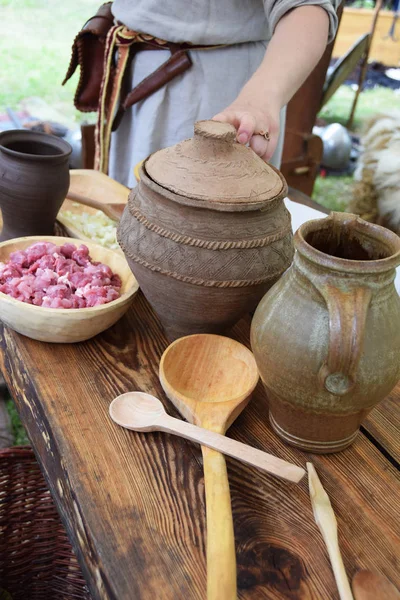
[145,120,286,208]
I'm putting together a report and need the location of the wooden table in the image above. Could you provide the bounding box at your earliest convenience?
[0,289,399,599]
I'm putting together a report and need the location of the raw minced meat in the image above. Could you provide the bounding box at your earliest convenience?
[0,242,122,308]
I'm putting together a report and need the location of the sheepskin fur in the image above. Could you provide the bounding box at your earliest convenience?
[349,112,400,233]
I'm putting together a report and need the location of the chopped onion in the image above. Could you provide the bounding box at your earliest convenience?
[59,206,119,250]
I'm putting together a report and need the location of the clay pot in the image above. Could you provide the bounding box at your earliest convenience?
[118,121,293,340]
[251,212,400,453]
[0,130,71,241]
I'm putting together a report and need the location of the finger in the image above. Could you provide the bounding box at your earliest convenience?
[236,113,256,145]
[212,111,241,129]
[212,112,228,122]
[250,134,269,158]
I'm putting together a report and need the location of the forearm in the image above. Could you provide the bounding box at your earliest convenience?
[239,6,330,109]
[213,5,332,161]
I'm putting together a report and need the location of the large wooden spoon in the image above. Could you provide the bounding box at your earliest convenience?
[67,169,128,221]
[69,169,128,204]
[352,570,400,600]
[66,191,126,221]
[159,334,303,600]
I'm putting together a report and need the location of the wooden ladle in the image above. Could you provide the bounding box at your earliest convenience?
[66,191,125,222]
[66,169,128,221]
[158,334,303,600]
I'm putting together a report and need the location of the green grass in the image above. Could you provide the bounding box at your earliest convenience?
[5,397,29,445]
[318,85,400,133]
[313,175,354,211]
[0,0,98,120]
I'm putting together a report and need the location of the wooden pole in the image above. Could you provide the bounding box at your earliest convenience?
[347,0,384,129]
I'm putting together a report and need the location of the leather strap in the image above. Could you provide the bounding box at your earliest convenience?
[111,46,192,132]
[94,25,223,173]
[62,2,114,112]
[123,47,192,110]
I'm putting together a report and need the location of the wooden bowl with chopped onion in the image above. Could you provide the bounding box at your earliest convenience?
[0,236,138,343]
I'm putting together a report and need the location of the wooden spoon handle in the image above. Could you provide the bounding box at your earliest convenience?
[325,536,354,600]
[202,446,237,600]
[157,414,305,483]
[307,463,354,600]
[66,191,124,221]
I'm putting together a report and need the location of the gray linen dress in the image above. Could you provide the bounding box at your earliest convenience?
[110,0,339,187]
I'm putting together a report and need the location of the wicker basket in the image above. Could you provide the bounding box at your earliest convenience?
[0,446,92,600]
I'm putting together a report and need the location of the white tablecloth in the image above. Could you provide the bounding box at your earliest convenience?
[284,198,400,295]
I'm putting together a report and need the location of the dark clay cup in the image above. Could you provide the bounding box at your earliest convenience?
[0,130,72,241]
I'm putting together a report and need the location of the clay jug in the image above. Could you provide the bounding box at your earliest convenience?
[0,130,71,241]
[118,120,293,340]
[251,212,400,453]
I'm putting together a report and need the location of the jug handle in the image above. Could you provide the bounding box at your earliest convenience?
[315,283,372,396]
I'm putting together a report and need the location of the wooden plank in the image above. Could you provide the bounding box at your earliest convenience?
[0,294,399,600]
[362,389,400,465]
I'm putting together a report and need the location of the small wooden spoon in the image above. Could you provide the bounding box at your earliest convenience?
[159,334,304,600]
[352,570,400,600]
[110,392,305,482]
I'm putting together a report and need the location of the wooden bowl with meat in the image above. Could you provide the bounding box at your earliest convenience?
[0,236,138,343]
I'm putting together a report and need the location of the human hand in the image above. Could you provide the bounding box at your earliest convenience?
[212,97,280,162]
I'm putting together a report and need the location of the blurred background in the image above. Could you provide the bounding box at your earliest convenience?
[1,0,400,211]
